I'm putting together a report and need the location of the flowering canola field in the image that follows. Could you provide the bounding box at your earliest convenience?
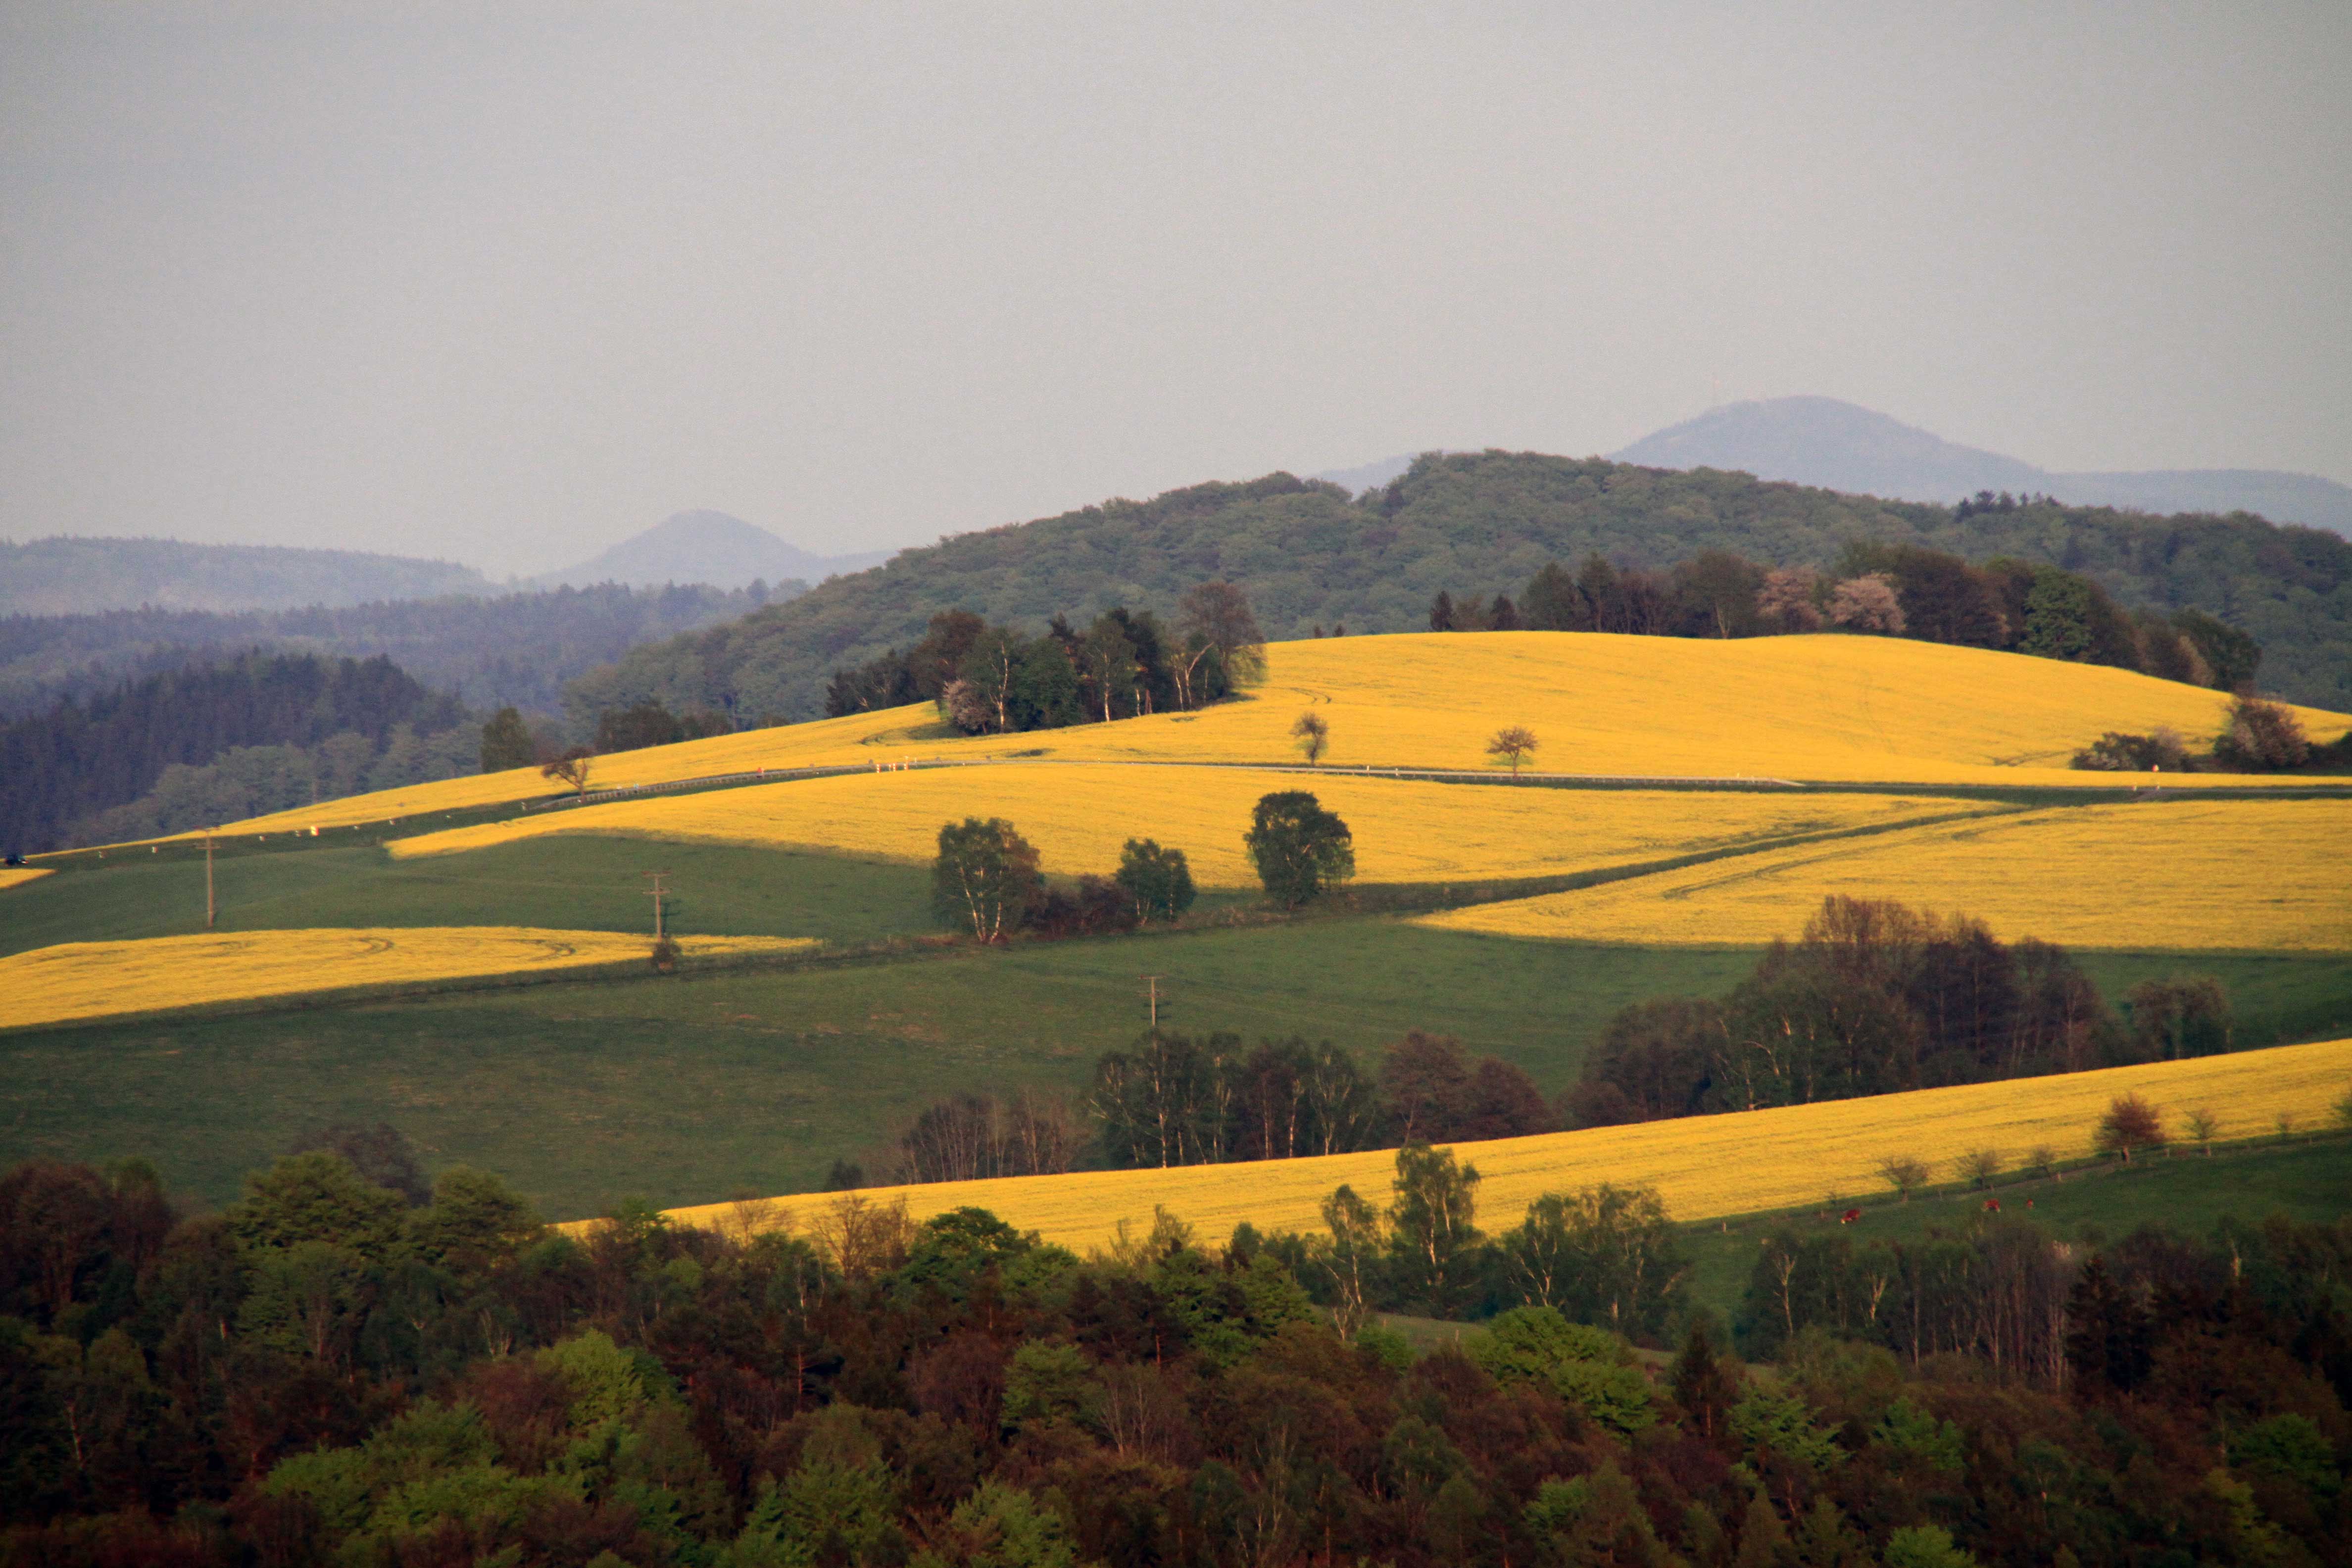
[0,868,51,891]
[0,928,815,1031]
[636,1036,2352,1251]
[1418,798,2352,951]
[384,766,1995,887]
[138,632,2348,847]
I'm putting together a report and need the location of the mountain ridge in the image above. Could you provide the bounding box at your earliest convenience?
[0,536,493,617]
[1609,397,2352,536]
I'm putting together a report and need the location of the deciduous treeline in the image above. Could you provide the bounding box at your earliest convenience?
[1433,541,2264,693]
[6,1138,2344,1567]
[825,582,1266,734]
[1564,895,2234,1127]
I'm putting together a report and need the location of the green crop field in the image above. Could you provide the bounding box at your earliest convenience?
[0,837,937,958]
[1677,1134,2352,1323]
[5,843,2348,1219]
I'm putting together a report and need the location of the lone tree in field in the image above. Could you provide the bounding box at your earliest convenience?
[1244,790,1355,908]
[1877,1156,1929,1202]
[2183,1108,2219,1155]
[540,746,594,800]
[2095,1093,2167,1164]
[1486,725,1539,776]
[1115,838,1196,923]
[1292,711,1330,766]
[931,817,1045,943]
[1955,1149,2004,1189]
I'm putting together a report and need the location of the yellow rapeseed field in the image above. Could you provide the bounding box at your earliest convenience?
[124,632,2348,848]
[637,1036,2352,1251]
[1418,797,2352,951]
[0,928,815,1031]
[0,868,52,891]
[385,766,1996,886]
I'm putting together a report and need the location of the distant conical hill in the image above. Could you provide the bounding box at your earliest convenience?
[531,510,892,591]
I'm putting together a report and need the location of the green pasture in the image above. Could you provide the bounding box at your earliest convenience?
[4,825,2351,1226]
[0,838,936,957]
[1678,1135,2352,1323]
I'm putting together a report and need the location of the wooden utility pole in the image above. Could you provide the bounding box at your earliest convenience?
[1142,975,1163,1030]
[204,835,216,929]
[645,871,670,939]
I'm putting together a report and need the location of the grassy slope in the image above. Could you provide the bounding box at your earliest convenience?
[1679,1136,2352,1323]
[0,839,935,960]
[4,905,2345,1219]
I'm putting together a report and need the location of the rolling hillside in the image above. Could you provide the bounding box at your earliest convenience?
[563,452,2352,720]
[5,630,2349,1218]
[67,631,2351,851]
[638,1035,2352,1251]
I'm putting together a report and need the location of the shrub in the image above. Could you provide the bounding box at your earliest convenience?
[1954,1149,2003,1188]
[2213,695,2309,771]
[1878,1156,1930,1201]
[2071,728,2189,771]
[2095,1094,2166,1163]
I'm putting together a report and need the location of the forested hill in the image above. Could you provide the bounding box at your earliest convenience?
[567,453,2352,723]
[0,652,467,855]
[0,537,492,616]
[0,581,793,722]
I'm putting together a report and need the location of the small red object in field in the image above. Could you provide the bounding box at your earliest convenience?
[1840,1208,1862,1225]
[1983,1198,2001,1212]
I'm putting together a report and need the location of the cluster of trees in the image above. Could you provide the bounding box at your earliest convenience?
[824,583,1267,734]
[866,1030,1552,1196]
[1425,542,2265,691]
[1564,896,2235,1128]
[2074,694,2348,775]
[931,821,1200,943]
[6,1136,2349,1568]
[0,651,470,855]
[926,791,1354,945]
[571,452,2352,726]
[1085,1030,1550,1177]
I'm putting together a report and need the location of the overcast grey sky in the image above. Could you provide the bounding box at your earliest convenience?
[4,2,2347,577]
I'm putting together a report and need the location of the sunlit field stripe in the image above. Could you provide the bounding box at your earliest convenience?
[629,1036,2352,1250]
[383,767,1996,887]
[105,633,2345,845]
[1416,797,2352,952]
[0,868,52,891]
[0,928,816,1031]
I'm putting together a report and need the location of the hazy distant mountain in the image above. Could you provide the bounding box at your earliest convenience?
[1611,397,2352,537]
[532,510,893,591]
[0,537,491,617]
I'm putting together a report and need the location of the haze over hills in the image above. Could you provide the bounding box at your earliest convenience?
[530,510,894,591]
[0,537,493,617]
[1610,397,2352,537]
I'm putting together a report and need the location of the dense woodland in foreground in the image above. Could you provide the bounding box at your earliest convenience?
[1,1133,2347,1568]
